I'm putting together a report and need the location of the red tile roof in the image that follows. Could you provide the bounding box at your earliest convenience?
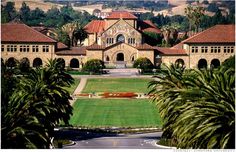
[154,47,187,55]
[57,42,68,50]
[86,43,105,50]
[106,11,137,19]
[56,47,86,55]
[138,20,161,34]
[183,24,235,44]
[1,23,57,43]
[84,20,105,34]
[136,43,154,50]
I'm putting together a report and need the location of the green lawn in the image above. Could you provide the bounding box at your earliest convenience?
[82,78,151,93]
[69,99,162,127]
[64,78,80,94]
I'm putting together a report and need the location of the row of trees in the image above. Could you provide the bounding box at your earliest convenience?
[1,2,97,27]
[1,59,74,148]
[148,56,235,148]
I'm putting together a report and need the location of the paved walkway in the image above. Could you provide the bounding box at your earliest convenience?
[70,78,87,105]
[63,132,164,149]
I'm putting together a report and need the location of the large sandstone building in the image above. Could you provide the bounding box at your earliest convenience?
[1,11,235,69]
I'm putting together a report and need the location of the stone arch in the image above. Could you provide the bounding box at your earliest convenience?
[20,57,30,68]
[116,34,125,42]
[210,59,220,69]
[116,53,124,61]
[70,58,79,68]
[6,57,17,67]
[130,53,137,62]
[57,58,66,69]
[33,58,43,67]
[198,59,207,69]
[106,56,110,62]
[175,58,185,67]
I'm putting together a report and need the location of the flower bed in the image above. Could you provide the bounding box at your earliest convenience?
[77,93,90,97]
[101,92,138,98]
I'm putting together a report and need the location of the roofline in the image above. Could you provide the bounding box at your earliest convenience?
[182,24,235,44]
[1,41,57,44]
[1,23,57,43]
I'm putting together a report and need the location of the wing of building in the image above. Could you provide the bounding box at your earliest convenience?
[1,11,235,69]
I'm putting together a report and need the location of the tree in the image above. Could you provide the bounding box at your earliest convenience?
[1,59,74,148]
[28,8,45,26]
[148,64,235,148]
[56,29,71,48]
[185,5,205,32]
[82,59,105,74]
[19,2,31,22]
[61,22,79,47]
[133,57,154,73]
[161,25,171,47]
[73,27,88,46]
[222,55,235,69]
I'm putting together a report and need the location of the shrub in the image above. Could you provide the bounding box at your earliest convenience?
[133,57,154,73]
[82,59,105,74]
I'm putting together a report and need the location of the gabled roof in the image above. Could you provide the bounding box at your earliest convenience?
[183,24,235,44]
[57,42,68,50]
[136,43,154,50]
[1,23,57,43]
[86,43,105,50]
[56,47,86,55]
[84,20,106,34]
[106,11,137,19]
[138,20,161,34]
[154,47,187,55]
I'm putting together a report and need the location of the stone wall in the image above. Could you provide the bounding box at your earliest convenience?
[137,50,154,64]
[1,43,55,66]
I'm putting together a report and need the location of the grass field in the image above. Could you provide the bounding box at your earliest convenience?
[82,78,151,93]
[69,99,162,127]
[64,78,80,94]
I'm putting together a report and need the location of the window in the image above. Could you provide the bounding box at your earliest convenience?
[128,38,136,44]
[7,45,17,52]
[217,46,220,53]
[201,46,208,53]
[1,45,4,52]
[191,46,198,53]
[224,46,227,53]
[43,45,49,52]
[106,38,114,45]
[211,46,220,53]
[7,45,10,52]
[26,46,29,52]
[230,46,234,53]
[32,46,39,52]
[116,34,125,42]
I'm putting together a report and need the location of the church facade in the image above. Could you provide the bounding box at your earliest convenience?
[1,11,235,69]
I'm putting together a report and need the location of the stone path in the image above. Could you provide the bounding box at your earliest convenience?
[70,77,87,105]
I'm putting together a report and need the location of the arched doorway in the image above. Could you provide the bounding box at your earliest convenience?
[116,53,124,61]
[70,58,79,68]
[116,34,125,42]
[20,57,30,69]
[198,59,207,69]
[211,59,220,69]
[6,57,17,68]
[175,59,185,67]
[57,58,65,69]
[33,58,43,67]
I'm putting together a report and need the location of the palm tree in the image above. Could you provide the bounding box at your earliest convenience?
[185,5,205,32]
[149,64,235,148]
[172,67,235,148]
[73,27,88,46]
[1,59,74,148]
[161,25,171,47]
